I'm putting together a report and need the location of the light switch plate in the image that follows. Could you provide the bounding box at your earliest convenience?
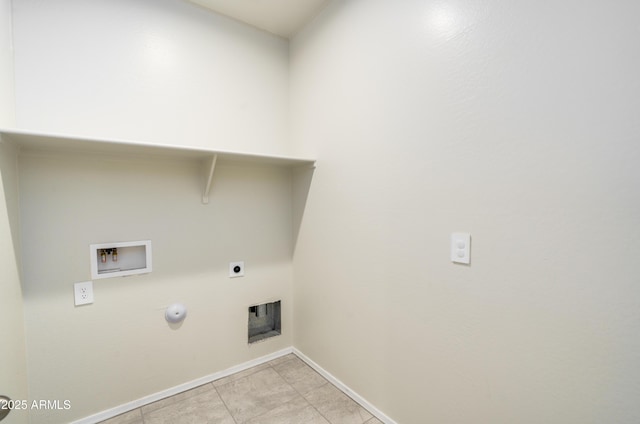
[451,233,471,264]
[74,281,94,306]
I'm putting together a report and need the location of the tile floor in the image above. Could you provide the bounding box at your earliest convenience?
[99,353,383,424]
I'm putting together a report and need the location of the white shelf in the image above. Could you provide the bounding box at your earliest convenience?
[0,128,315,203]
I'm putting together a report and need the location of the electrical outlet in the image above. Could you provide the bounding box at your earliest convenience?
[229,261,245,278]
[74,281,94,306]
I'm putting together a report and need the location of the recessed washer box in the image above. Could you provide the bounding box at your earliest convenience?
[90,240,152,279]
[248,300,281,344]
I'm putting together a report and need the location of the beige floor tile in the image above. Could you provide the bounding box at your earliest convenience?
[304,383,373,424]
[99,353,386,424]
[143,389,234,424]
[245,395,330,424]
[272,357,328,395]
[141,383,215,415]
[98,409,143,424]
[216,367,298,423]
[212,363,271,388]
[267,353,297,367]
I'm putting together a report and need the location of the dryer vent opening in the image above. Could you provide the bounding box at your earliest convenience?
[248,301,281,343]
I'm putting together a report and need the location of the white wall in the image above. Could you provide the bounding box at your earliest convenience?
[19,150,295,423]
[0,141,29,424]
[0,0,15,127]
[0,0,29,423]
[291,0,640,423]
[12,0,290,155]
[9,1,298,422]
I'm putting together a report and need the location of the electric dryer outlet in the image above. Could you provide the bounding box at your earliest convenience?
[229,261,245,278]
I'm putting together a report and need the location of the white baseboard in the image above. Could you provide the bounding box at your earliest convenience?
[293,347,398,424]
[72,346,396,424]
[71,347,293,424]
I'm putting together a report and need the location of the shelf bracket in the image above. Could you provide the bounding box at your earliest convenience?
[202,154,218,204]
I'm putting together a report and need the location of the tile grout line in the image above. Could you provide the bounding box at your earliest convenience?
[292,348,397,424]
[216,363,299,424]
[97,348,391,424]
[299,389,333,424]
[269,354,334,424]
[212,384,239,424]
[226,353,329,424]
[88,348,295,424]
[214,362,272,389]
[102,350,373,424]
[266,360,312,423]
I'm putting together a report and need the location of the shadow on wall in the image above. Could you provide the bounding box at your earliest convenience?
[0,136,22,280]
[293,165,315,251]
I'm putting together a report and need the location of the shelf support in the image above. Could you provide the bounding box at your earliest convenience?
[202,154,218,204]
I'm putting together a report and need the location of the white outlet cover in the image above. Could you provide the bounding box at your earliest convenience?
[451,233,471,265]
[74,281,94,306]
[229,261,245,278]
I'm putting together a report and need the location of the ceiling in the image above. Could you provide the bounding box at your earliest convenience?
[186,0,330,38]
